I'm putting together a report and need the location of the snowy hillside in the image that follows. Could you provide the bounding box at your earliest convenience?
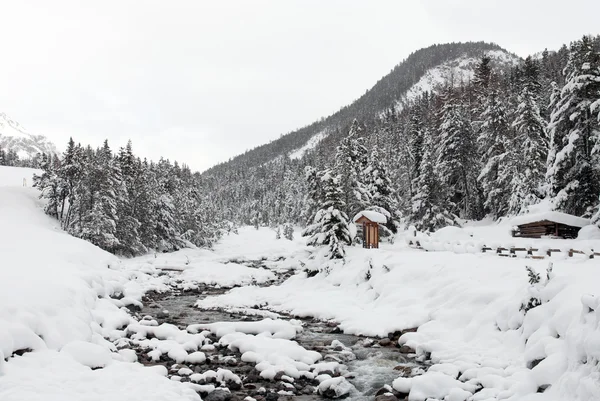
[396,49,521,109]
[289,128,330,160]
[0,112,57,159]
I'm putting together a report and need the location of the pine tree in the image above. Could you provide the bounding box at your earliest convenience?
[335,119,370,218]
[304,170,352,259]
[477,88,513,217]
[32,153,61,219]
[115,141,146,256]
[365,146,399,233]
[59,138,83,229]
[509,57,548,215]
[547,36,600,216]
[80,141,121,252]
[407,104,425,197]
[437,86,482,220]
[411,128,457,231]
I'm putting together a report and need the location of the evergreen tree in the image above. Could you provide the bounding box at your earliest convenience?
[478,87,514,217]
[115,141,146,256]
[411,128,457,231]
[547,36,600,216]
[437,86,482,219]
[509,57,548,214]
[304,170,352,259]
[32,153,61,219]
[80,141,121,252]
[335,119,370,218]
[365,146,399,233]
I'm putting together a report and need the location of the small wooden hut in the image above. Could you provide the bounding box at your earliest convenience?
[511,211,590,239]
[353,210,387,249]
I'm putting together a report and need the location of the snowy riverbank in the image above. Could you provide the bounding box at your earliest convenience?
[2,165,600,401]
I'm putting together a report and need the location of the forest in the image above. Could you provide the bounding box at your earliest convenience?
[31,35,600,258]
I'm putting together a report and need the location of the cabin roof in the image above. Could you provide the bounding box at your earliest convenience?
[353,210,387,224]
[511,211,590,228]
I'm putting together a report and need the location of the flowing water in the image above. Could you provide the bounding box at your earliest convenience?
[136,267,425,400]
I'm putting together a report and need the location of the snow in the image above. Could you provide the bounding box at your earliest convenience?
[394,50,521,111]
[195,225,600,401]
[578,225,600,240]
[188,318,302,340]
[511,211,590,228]
[60,341,114,369]
[0,165,41,186]
[352,210,387,224]
[4,164,600,401]
[317,376,354,397]
[289,128,329,160]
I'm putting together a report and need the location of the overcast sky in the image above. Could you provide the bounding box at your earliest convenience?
[1,0,599,171]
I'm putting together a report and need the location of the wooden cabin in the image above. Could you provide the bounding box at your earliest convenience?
[511,212,590,239]
[353,210,387,249]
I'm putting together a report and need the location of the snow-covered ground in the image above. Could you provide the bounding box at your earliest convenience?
[2,165,600,401]
[289,128,330,160]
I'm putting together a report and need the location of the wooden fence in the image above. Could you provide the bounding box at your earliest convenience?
[408,240,600,259]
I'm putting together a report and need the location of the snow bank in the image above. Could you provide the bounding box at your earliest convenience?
[1,350,200,401]
[578,225,600,240]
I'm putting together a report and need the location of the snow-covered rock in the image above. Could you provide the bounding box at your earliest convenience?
[60,341,114,369]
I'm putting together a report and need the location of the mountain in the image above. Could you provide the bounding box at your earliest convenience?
[203,42,520,174]
[198,41,524,225]
[0,112,58,159]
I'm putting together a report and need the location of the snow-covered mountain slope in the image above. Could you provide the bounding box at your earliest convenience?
[0,112,57,159]
[396,49,521,109]
[203,42,520,177]
[289,128,330,160]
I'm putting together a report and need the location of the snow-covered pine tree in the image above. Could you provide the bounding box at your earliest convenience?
[437,85,482,220]
[509,57,548,215]
[407,104,425,197]
[115,141,146,256]
[136,158,159,248]
[411,128,457,231]
[79,140,121,253]
[365,146,399,233]
[305,169,352,259]
[546,35,600,217]
[58,138,83,229]
[335,119,370,219]
[32,153,61,219]
[477,86,513,217]
[301,165,324,228]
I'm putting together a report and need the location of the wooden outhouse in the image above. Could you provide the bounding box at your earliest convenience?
[353,210,387,249]
[511,212,590,239]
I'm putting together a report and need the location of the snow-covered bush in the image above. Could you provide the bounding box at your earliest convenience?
[520,263,554,314]
[283,224,294,241]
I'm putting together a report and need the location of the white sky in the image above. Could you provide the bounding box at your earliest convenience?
[1,0,599,171]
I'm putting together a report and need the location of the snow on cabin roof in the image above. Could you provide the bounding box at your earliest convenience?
[511,211,590,228]
[353,210,387,224]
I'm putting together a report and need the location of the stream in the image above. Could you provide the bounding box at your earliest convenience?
[130,265,426,401]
